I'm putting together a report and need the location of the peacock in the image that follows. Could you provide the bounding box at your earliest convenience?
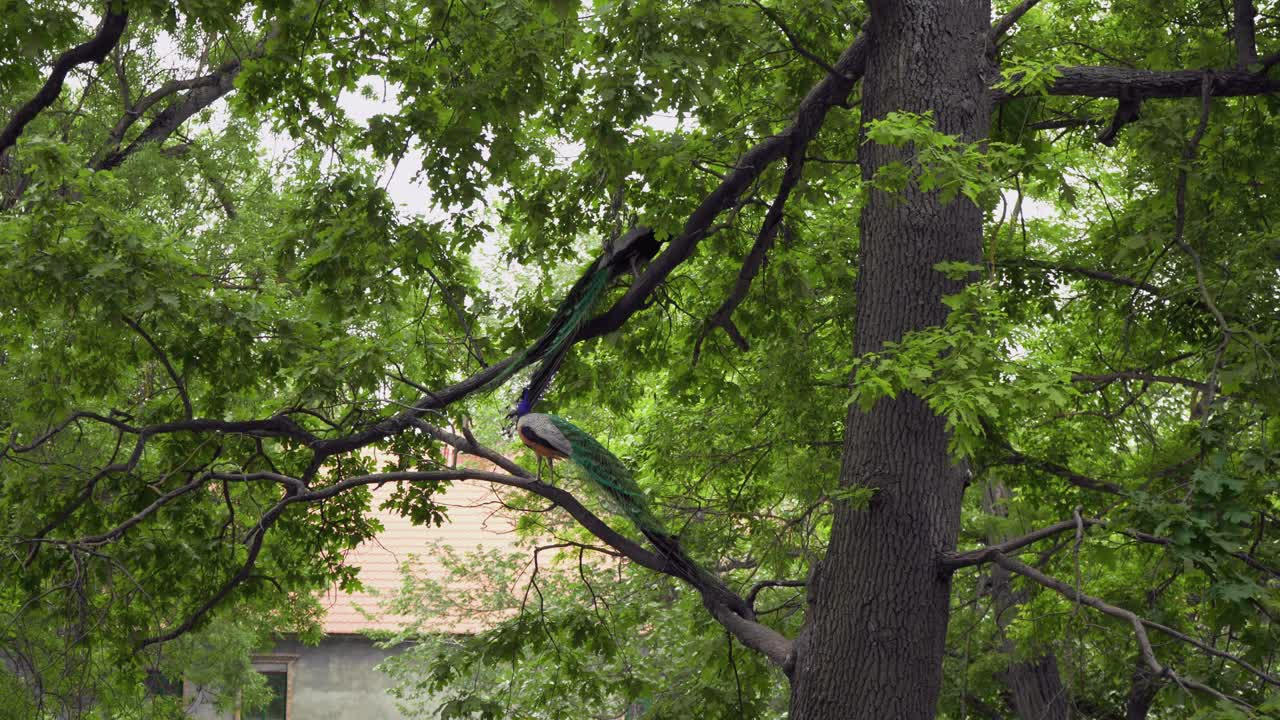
[512,395,703,584]
[499,226,717,591]
[483,226,661,400]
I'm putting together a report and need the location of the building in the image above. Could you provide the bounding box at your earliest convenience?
[185,465,521,720]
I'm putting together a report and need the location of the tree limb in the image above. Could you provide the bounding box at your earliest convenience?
[1171,75,1233,424]
[695,150,805,361]
[423,425,793,663]
[994,452,1125,495]
[749,0,848,79]
[580,31,869,342]
[997,65,1280,101]
[989,0,1043,48]
[121,315,193,419]
[1071,370,1208,392]
[124,452,794,665]
[95,30,275,171]
[0,2,129,156]
[1004,257,1164,294]
[991,553,1274,697]
[99,74,224,162]
[745,579,806,609]
[943,518,1105,570]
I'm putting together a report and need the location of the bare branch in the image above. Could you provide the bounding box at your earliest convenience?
[695,149,806,361]
[943,517,1105,570]
[1071,370,1208,392]
[1171,76,1233,424]
[745,579,806,609]
[992,553,1275,697]
[749,0,848,79]
[1005,257,1164,295]
[995,452,1125,495]
[122,315,192,419]
[0,3,129,156]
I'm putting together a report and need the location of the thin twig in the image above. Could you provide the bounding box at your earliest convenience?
[749,0,848,79]
[122,315,192,419]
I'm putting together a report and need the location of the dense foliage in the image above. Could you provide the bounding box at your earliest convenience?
[0,0,1277,718]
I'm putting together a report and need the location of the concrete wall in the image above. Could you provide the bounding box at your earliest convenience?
[187,634,425,719]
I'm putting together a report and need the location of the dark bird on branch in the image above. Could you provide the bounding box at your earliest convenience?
[484,226,661,399]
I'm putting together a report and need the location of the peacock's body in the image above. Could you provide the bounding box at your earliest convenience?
[516,412,664,535]
[515,411,700,582]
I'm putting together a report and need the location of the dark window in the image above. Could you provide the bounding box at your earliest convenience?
[243,671,287,720]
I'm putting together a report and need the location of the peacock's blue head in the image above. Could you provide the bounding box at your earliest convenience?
[514,391,533,417]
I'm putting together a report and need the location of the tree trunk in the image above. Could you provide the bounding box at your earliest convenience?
[1124,659,1162,720]
[789,3,990,719]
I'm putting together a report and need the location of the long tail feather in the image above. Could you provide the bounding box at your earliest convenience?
[479,260,609,399]
[500,227,662,409]
[640,527,704,585]
[548,415,664,534]
[518,267,609,405]
[542,414,755,619]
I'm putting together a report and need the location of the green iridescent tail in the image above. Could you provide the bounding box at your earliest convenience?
[548,414,664,534]
[481,265,610,398]
[484,226,662,405]
[546,414,705,584]
[525,414,758,617]
[518,268,610,407]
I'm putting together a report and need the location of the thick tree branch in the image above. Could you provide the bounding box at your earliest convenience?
[0,3,129,156]
[580,31,869,341]
[418,424,794,665]
[284,30,872,469]
[127,452,794,664]
[99,74,224,162]
[989,0,1043,48]
[1014,65,1280,100]
[95,30,275,171]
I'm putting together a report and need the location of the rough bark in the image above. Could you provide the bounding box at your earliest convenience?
[787,3,989,718]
